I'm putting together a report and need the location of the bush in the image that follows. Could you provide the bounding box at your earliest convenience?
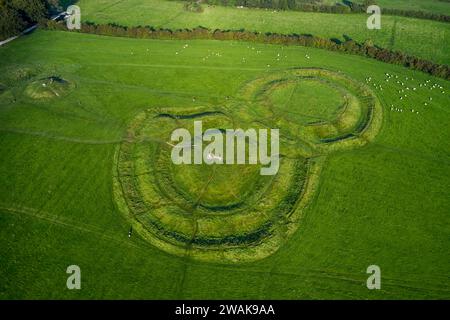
[0,0,49,41]
[183,1,204,13]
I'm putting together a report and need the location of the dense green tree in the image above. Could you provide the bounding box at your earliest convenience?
[0,1,26,39]
[278,0,288,10]
[10,0,47,22]
[0,0,49,40]
[287,0,296,10]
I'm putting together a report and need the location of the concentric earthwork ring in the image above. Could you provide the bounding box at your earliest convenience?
[113,68,382,262]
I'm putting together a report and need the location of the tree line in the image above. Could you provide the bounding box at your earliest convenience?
[42,20,450,80]
[0,0,69,40]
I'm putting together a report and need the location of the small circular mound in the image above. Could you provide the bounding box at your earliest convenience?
[25,76,74,99]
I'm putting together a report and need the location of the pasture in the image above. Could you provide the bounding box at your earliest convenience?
[0,29,449,298]
[352,0,450,15]
[76,0,450,65]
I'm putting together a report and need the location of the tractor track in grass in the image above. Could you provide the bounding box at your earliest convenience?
[0,205,146,250]
[0,128,177,146]
[20,101,123,127]
[86,62,272,73]
[70,74,247,104]
[0,128,124,145]
[371,142,450,166]
[95,0,126,14]
[156,10,185,30]
[2,204,448,296]
[389,18,398,50]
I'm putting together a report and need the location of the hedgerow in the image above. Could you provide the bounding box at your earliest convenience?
[42,20,450,80]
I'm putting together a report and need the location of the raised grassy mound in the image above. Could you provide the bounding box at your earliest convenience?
[25,76,75,100]
[113,68,382,262]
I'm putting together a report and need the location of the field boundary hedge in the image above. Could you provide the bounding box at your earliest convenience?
[42,20,450,80]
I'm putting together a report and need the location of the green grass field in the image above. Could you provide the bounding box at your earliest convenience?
[0,27,449,298]
[352,0,450,15]
[76,0,450,65]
